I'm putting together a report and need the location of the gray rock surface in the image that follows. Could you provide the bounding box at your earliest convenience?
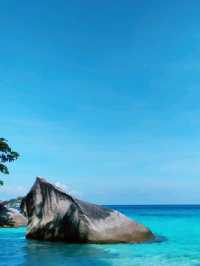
[1,197,23,211]
[0,203,27,227]
[21,177,154,243]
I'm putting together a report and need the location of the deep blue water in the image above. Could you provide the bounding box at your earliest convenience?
[1,205,200,266]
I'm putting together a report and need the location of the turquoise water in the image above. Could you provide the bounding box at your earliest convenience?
[1,205,200,266]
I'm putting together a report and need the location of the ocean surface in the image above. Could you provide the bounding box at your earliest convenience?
[1,205,200,266]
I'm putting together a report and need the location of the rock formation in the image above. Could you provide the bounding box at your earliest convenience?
[0,203,27,227]
[1,197,23,211]
[21,177,154,243]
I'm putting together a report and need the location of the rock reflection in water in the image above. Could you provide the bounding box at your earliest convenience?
[21,239,117,266]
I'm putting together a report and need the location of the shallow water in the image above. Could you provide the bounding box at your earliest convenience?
[1,205,200,266]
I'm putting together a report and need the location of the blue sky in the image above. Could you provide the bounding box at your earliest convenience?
[1,0,200,204]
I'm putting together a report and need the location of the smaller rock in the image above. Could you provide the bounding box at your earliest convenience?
[0,203,27,227]
[1,197,23,211]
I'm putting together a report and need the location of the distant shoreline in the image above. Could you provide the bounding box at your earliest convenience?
[106,204,200,207]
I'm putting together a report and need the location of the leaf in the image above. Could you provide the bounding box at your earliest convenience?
[0,137,19,176]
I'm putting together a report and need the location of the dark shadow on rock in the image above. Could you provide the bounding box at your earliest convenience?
[0,204,15,226]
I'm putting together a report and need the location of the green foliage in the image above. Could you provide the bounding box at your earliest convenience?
[0,138,19,185]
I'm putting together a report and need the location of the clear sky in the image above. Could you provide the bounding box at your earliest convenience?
[1,0,200,204]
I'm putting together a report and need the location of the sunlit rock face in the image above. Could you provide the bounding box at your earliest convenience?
[21,177,154,243]
[0,204,27,227]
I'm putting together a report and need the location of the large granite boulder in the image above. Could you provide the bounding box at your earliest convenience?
[0,203,27,227]
[21,177,154,243]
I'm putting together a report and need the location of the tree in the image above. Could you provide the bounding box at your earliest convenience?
[0,138,19,185]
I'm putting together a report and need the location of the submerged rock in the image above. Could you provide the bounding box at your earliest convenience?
[0,204,27,227]
[21,177,154,243]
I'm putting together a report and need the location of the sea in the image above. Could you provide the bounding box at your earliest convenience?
[1,205,200,266]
